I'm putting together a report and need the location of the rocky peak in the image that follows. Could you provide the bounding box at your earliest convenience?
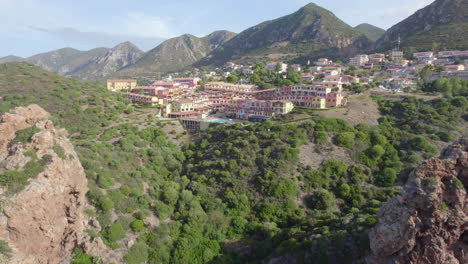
[368,140,468,264]
[0,105,88,264]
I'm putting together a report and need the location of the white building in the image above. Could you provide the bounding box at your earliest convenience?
[349,55,369,67]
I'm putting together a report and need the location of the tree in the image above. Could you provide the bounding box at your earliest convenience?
[376,168,397,187]
[131,220,146,232]
[226,75,239,84]
[124,242,149,264]
[335,132,355,148]
[305,189,335,210]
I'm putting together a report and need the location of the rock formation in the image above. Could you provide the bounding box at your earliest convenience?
[368,140,468,264]
[0,105,88,264]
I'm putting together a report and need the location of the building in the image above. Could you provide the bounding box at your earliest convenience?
[349,55,369,67]
[107,80,137,91]
[266,62,288,73]
[301,73,315,82]
[382,78,416,91]
[205,82,256,93]
[124,93,159,105]
[445,65,465,71]
[389,51,404,64]
[253,84,344,108]
[316,58,333,66]
[230,99,294,119]
[171,99,194,112]
[173,77,200,87]
[413,52,435,62]
[369,53,385,63]
[290,64,302,72]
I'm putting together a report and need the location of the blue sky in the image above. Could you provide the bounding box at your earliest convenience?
[0,0,434,57]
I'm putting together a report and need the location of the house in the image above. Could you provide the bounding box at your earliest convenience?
[173,77,200,87]
[316,58,333,66]
[301,73,315,82]
[389,51,404,63]
[124,93,159,105]
[445,65,465,71]
[230,99,294,119]
[323,70,340,76]
[310,66,323,72]
[171,99,195,112]
[382,78,416,91]
[413,52,435,62]
[107,80,137,91]
[349,55,369,67]
[369,53,385,63]
[290,64,302,72]
[266,62,288,73]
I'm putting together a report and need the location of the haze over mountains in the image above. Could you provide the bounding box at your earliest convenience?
[1,0,467,80]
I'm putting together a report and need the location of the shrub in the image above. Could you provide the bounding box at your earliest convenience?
[130,220,146,232]
[10,126,40,145]
[105,224,126,242]
[314,131,328,144]
[305,189,335,210]
[335,132,355,148]
[376,168,397,187]
[0,240,12,259]
[123,242,149,264]
[52,145,66,159]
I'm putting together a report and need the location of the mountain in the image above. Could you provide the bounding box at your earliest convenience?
[198,3,372,66]
[68,42,144,80]
[113,30,236,78]
[354,23,386,42]
[0,55,24,64]
[376,0,468,51]
[26,47,109,76]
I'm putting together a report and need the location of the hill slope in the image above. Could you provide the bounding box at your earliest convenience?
[354,23,386,42]
[198,3,372,66]
[26,47,109,76]
[113,30,236,78]
[0,56,25,64]
[376,0,468,51]
[68,42,144,80]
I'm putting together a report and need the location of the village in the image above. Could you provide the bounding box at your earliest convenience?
[107,49,468,127]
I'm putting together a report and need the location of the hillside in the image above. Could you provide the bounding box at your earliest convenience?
[68,42,144,80]
[26,47,109,76]
[113,30,236,78]
[0,62,467,263]
[354,23,386,42]
[376,0,468,51]
[198,3,372,66]
[0,55,24,64]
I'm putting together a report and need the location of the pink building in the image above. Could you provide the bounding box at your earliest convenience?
[173,77,200,87]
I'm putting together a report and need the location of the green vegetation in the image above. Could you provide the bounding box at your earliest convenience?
[52,145,66,159]
[0,240,12,260]
[0,154,53,194]
[70,248,100,264]
[10,126,40,145]
[250,63,302,89]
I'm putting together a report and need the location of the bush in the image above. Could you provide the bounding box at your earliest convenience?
[130,220,146,232]
[105,224,126,243]
[376,168,397,187]
[0,240,12,259]
[10,126,40,145]
[52,145,66,159]
[305,189,335,210]
[123,242,149,264]
[335,132,355,148]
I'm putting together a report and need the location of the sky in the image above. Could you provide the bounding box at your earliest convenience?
[0,0,435,58]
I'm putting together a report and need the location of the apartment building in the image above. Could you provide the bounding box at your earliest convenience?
[349,55,369,67]
[107,80,137,91]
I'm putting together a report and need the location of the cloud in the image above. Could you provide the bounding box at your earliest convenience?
[29,26,165,51]
[122,12,177,39]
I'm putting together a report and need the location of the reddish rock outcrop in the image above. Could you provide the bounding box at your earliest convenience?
[368,141,468,264]
[0,105,88,264]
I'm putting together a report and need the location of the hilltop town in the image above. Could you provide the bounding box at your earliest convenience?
[109,49,468,130]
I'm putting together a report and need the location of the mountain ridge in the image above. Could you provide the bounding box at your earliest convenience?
[354,23,386,42]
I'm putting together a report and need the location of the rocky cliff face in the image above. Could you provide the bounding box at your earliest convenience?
[368,140,468,264]
[0,105,88,264]
[69,41,144,80]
